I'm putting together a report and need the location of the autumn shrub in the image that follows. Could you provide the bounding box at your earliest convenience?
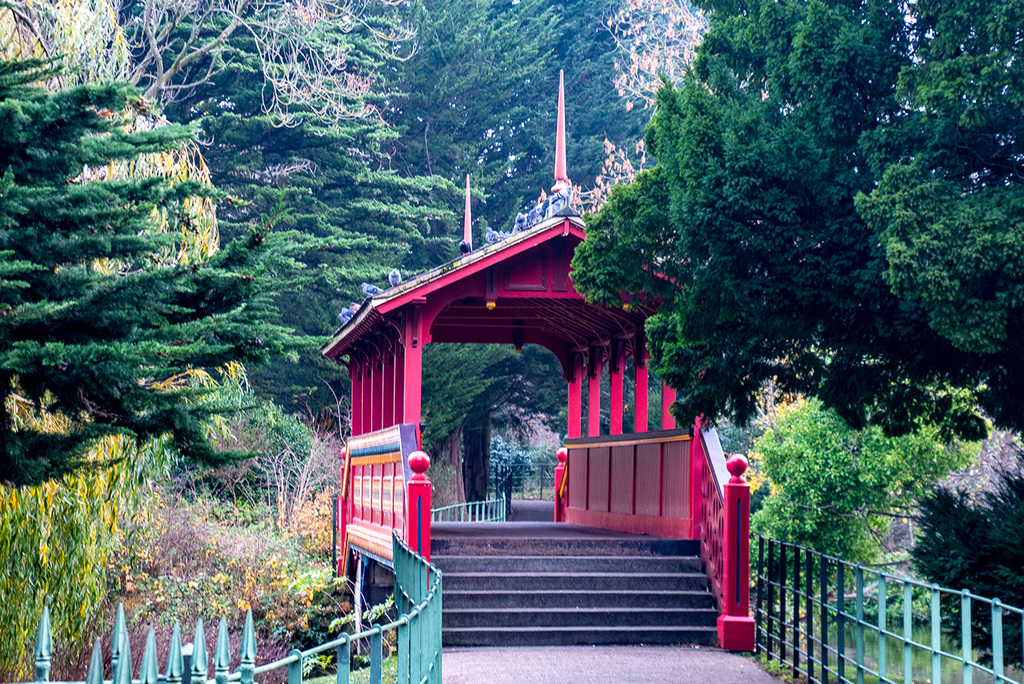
[288,488,338,557]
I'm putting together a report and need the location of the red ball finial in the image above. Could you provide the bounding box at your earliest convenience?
[726,454,748,482]
[409,451,430,477]
[556,447,568,464]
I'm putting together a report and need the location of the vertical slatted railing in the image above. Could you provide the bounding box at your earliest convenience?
[430,497,507,522]
[755,536,1024,683]
[17,532,441,684]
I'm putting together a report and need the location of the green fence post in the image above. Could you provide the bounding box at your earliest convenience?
[806,550,814,684]
[780,543,788,664]
[931,585,942,684]
[192,619,208,684]
[878,575,887,682]
[370,628,382,684]
[114,628,133,684]
[903,583,912,684]
[141,627,159,684]
[215,616,231,684]
[820,556,829,684]
[240,611,256,684]
[111,604,126,675]
[85,639,103,684]
[961,590,972,684]
[336,635,351,684]
[756,536,764,655]
[166,623,184,684]
[287,649,302,684]
[837,562,846,682]
[855,565,865,684]
[993,600,1004,682]
[793,547,801,676]
[34,606,52,683]
[767,539,776,661]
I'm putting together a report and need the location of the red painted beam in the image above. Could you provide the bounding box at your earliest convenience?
[568,353,583,439]
[609,340,624,435]
[587,346,604,437]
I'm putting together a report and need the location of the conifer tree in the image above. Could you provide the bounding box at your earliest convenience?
[0,59,303,486]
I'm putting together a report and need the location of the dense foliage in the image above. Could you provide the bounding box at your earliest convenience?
[0,59,310,486]
[751,399,975,562]
[572,0,1024,439]
[913,461,1024,667]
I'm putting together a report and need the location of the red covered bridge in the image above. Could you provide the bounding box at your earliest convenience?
[321,73,755,651]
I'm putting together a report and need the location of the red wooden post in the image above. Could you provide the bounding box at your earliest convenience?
[406,450,432,561]
[337,447,348,576]
[634,345,648,434]
[383,352,396,429]
[567,353,583,439]
[609,340,624,435]
[553,446,568,522]
[587,346,604,437]
[402,309,423,426]
[350,359,363,436]
[719,454,755,651]
[690,423,705,539]
[661,382,677,430]
[362,357,373,435]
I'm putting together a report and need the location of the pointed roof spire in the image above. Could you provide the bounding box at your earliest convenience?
[552,69,569,193]
[463,174,472,248]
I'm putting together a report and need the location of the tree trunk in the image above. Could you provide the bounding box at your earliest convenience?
[462,413,491,501]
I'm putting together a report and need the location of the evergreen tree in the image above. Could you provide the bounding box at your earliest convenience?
[0,59,303,486]
[913,456,1024,667]
[573,0,1022,438]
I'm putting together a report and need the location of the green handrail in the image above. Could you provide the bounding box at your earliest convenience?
[19,531,442,684]
[430,497,507,523]
[756,535,1024,684]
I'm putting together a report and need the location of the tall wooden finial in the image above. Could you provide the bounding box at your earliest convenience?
[552,69,569,193]
[463,174,472,249]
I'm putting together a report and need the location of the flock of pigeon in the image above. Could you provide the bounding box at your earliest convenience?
[338,186,574,327]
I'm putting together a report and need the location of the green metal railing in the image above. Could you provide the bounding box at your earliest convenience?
[756,536,1024,684]
[19,531,441,684]
[430,497,506,522]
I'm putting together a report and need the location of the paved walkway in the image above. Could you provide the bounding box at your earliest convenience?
[442,646,778,683]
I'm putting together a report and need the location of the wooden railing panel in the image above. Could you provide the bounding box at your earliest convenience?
[588,446,611,512]
[634,442,662,517]
[568,448,588,510]
[609,445,635,514]
[662,439,689,520]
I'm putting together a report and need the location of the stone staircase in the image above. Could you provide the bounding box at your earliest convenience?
[431,534,719,647]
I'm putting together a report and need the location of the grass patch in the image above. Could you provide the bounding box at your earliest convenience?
[307,656,399,684]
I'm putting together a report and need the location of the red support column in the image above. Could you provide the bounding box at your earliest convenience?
[337,446,349,576]
[401,308,424,428]
[719,455,755,651]
[661,382,677,430]
[406,450,432,561]
[690,421,705,539]
[587,346,604,437]
[373,354,386,432]
[553,446,567,522]
[634,350,649,434]
[393,347,405,428]
[383,349,396,429]
[350,359,363,436]
[567,352,583,439]
[362,355,373,435]
[609,340,624,435]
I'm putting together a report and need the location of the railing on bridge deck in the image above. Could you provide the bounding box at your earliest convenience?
[757,536,1024,684]
[337,424,432,577]
[18,532,441,684]
[556,421,755,651]
[431,498,507,523]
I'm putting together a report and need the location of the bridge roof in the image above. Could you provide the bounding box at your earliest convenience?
[321,211,654,366]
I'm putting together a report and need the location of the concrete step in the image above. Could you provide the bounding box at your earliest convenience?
[443,571,710,592]
[432,554,703,574]
[443,607,719,629]
[443,588,714,610]
[431,536,699,558]
[442,625,719,647]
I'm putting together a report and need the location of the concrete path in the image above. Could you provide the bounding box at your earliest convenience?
[442,646,778,683]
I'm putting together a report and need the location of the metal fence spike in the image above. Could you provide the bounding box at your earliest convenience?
[34,606,53,682]
[113,627,132,684]
[214,615,230,684]
[111,604,127,673]
[191,619,208,684]
[166,623,184,684]
[85,638,103,684]
[141,626,159,684]
[240,610,256,684]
